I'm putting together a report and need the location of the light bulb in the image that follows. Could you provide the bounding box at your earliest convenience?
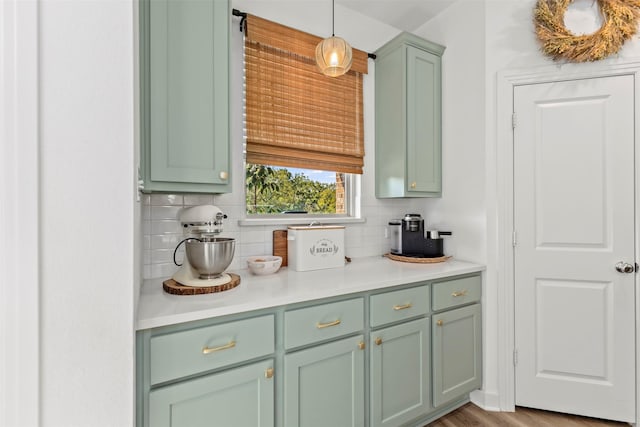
[330,51,339,66]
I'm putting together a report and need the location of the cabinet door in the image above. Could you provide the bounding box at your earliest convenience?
[284,335,365,427]
[406,45,441,195]
[432,304,482,407]
[370,318,430,427]
[144,0,230,193]
[148,359,274,427]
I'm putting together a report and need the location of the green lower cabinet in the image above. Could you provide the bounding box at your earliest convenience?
[284,335,366,427]
[370,318,430,427]
[432,304,482,407]
[149,359,274,427]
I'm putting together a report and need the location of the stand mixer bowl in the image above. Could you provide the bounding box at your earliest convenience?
[185,237,235,279]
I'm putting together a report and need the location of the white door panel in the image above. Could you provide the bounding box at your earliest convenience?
[514,75,635,422]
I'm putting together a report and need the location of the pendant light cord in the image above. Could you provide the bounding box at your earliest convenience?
[332,0,335,36]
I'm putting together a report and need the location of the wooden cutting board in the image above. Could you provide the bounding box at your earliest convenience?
[163,273,241,295]
[272,229,288,266]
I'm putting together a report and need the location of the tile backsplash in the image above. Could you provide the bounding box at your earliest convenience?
[141,193,425,280]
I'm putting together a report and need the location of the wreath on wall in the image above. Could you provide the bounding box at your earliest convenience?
[534,0,640,62]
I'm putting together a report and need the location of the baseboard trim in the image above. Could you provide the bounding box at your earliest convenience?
[470,390,503,412]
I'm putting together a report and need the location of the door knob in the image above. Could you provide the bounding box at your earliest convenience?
[615,262,635,273]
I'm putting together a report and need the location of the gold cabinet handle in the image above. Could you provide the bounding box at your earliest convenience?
[219,171,229,180]
[358,341,366,350]
[410,181,416,189]
[202,340,236,354]
[316,319,341,329]
[375,337,383,346]
[436,320,444,326]
[265,368,274,379]
[393,303,412,311]
[452,290,468,297]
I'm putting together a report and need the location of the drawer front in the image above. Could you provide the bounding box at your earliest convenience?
[150,314,274,385]
[285,298,364,349]
[370,285,429,328]
[432,274,481,311]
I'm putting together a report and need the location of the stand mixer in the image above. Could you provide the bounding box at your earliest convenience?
[172,205,236,287]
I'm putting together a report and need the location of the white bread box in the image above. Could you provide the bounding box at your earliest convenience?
[287,225,345,271]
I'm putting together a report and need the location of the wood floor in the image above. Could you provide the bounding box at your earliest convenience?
[426,403,628,427]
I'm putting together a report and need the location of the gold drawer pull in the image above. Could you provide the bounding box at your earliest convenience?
[202,340,236,354]
[393,303,412,311]
[436,320,444,326]
[410,181,416,188]
[452,290,468,297]
[316,319,341,329]
[375,337,383,346]
[265,368,274,379]
[358,341,366,350]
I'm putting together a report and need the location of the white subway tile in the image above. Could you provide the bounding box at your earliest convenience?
[150,194,184,206]
[240,229,265,244]
[184,194,215,206]
[239,242,267,257]
[151,220,182,235]
[141,190,424,277]
[141,201,152,220]
[150,234,182,249]
[143,249,152,264]
[142,235,151,250]
[151,248,181,265]
[151,206,182,221]
[150,262,180,279]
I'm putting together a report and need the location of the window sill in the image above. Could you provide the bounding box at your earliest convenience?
[238,216,366,227]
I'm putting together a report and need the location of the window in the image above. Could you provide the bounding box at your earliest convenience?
[246,164,348,215]
[242,14,368,219]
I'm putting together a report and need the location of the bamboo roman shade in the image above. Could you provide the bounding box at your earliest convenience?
[244,14,368,174]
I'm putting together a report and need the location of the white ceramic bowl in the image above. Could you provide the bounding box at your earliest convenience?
[247,256,283,275]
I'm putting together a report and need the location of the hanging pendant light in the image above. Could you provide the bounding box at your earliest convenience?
[315,0,353,77]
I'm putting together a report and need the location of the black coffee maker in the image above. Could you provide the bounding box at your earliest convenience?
[389,214,451,257]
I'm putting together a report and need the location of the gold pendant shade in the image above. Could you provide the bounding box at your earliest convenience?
[316,36,353,77]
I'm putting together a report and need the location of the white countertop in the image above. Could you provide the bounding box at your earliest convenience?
[136,256,485,330]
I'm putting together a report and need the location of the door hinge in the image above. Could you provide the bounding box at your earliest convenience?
[512,231,517,247]
[512,112,517,129]
[513,349,518,367]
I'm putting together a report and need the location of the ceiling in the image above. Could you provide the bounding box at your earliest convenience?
[339,0,457,32]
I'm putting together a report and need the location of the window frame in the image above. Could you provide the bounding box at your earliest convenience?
[240,160,364,226]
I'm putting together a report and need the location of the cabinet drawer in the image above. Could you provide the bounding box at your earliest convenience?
[370,285,429,328]
[284,298,364,349]
[150,315,274,385]
[432,275,481,311]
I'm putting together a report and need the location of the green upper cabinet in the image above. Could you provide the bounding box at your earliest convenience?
[375,32,444,198]
[140,0,231,193]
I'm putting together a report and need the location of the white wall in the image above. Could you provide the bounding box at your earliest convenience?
[413,0,493,406]
[415,2,487,264]
[143,0,431,280]
[1,1,40,425]
[39,0,137,425]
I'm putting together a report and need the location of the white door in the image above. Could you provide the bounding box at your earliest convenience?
[513,75,636,422]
